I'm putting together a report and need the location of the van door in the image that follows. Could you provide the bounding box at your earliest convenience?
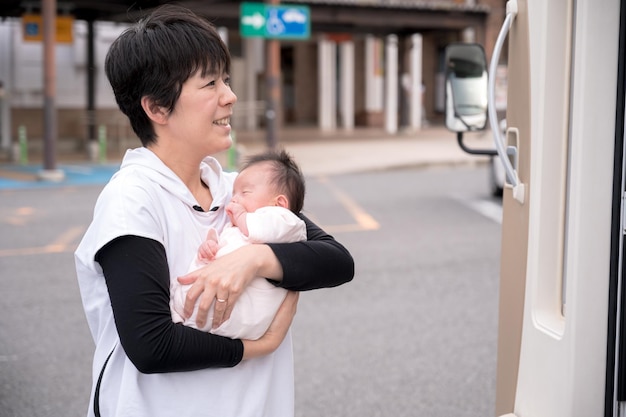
[495,0,623,416]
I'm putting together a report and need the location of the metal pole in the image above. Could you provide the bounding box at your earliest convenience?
[86,19,97,160]
[0,22,14,153]
[41,0,64,180]
[265,0,280,149]
[0,81,4,151]
[43,0,56,169]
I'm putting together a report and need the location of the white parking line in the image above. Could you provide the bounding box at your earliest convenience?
[457,197,503,224]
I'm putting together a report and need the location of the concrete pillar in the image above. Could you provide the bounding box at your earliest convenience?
[410,34,423,131]
[243,38,264,130]
[318,37,336,131]
[339,40,355,131]
[385,34,398,134]
[365,35,384,119]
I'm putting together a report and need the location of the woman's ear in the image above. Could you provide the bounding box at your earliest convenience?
[141,96,169,125]
[275,194,289,209]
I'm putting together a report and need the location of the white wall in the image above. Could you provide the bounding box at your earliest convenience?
[0,18,126,109]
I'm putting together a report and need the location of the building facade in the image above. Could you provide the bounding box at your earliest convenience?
[0,0,505,153]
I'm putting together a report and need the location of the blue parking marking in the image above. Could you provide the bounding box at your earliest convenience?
[0,163,120,190]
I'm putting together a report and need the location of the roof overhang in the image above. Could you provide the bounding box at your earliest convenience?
[0,0,489,35]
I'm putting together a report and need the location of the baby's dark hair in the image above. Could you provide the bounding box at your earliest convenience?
[104,5,230,146]
[241,150,305,213]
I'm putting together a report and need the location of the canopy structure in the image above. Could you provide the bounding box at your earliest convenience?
[0,0,488,32]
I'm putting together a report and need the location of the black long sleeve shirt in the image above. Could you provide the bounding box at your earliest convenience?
[96,213,354,373]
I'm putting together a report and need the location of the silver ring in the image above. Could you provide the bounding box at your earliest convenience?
[216,298,227,303]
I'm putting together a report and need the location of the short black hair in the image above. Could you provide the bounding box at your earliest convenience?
[104,5,231,146]
[241,150,306,214]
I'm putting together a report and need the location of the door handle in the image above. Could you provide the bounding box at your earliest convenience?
[488,0,525,204]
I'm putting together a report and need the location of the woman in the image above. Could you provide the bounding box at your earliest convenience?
[74,5,354,417]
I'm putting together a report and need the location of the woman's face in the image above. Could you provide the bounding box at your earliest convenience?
[168,69,237,156]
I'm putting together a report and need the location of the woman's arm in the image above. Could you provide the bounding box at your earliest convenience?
[97,235,292,373]
[267,213,354,291]
[178,214,353,329]
[242,291,299,360]
[97,235,243,373]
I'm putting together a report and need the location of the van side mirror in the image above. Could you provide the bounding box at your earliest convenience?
[444,43,488,132]
[444,43,496,157]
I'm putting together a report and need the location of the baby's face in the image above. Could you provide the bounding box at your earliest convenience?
[231,162,279,213]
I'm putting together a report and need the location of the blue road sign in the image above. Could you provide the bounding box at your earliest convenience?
[240,3,310,39]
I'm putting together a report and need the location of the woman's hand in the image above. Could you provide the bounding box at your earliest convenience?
[177,244,283,329]
[242,291,299,360]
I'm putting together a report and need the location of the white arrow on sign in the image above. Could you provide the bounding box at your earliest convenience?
[242,12,265,30]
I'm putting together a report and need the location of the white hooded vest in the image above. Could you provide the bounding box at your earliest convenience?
[75,148,294,417]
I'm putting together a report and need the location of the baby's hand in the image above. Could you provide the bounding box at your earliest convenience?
[226,202,246,227]
[198,228,219,262]
[198,239,218,262]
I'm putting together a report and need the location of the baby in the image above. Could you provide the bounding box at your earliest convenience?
[171,149,307,340]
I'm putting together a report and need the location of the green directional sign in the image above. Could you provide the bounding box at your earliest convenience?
[240,3,267,37]
[240,2,310,40]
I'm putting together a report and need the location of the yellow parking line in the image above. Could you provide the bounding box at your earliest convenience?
[1,177,376,257]
[45,226,85,252]
[0,226,84,257]
[323,223,377,233]
[317,176,380,231]
[3,206,35,226]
